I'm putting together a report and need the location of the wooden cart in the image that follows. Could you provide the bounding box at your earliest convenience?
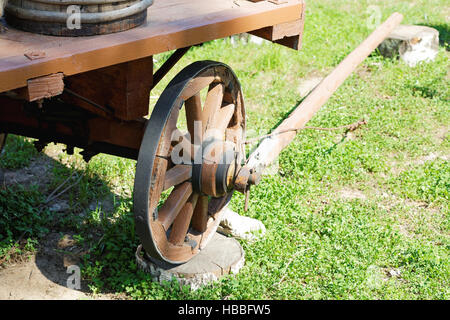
[0,0,404,266]
[0,0,306,264]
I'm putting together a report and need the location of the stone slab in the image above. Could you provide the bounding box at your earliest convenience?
[136,232,245,290]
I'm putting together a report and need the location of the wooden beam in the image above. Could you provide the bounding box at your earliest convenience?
[274,34,303,51]
[249,2,306,51]
[63,56,153,120]
[88,117,146,150]
[250,19,303,41]
[26,73,64,102]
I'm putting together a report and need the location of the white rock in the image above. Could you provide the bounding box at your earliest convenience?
[218,208,266,241]
[378,25,440,67]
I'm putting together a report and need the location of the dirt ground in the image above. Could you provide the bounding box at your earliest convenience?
[0,152,116,300]
[0,230,92,300]
[0,227,119,300]
[0,254,90,300]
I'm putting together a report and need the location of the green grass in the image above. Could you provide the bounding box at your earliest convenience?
[0,0,449,299]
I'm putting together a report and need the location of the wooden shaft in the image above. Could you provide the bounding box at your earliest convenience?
[246,13,403,171]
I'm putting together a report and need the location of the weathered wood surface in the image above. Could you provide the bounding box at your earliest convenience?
[0,0,305,93]
[26,73,64,102]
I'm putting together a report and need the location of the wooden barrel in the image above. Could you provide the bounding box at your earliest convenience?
[4,0,154,36]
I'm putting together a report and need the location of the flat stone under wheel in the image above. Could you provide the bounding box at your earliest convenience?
[134,61,246,264]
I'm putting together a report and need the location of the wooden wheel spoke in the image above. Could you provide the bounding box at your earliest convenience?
[163,164,192,190]
[215,103,235,134]
[191,195,209,232]
[181,72,215,100]
[203,83,224,131]
[169,193,199,245]
[158,182,193,230]
[185,93,203,144]
[148,157,169,214]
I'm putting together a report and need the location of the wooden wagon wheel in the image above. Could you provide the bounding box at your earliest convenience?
[134,61,245,264]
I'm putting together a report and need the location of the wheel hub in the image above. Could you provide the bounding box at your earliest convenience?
[192,139,239,197]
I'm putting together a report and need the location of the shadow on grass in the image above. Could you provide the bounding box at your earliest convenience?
[0,135,155,297]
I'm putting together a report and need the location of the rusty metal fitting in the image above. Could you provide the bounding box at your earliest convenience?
[248,171,261,186]
[234,166,261,194]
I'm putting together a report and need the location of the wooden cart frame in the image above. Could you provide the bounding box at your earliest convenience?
[0,0,306,264]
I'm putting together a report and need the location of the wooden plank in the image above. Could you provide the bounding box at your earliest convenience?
[26,73,64,102]
[274,34,303,51]
[250,19,303,40]
[163,165,192,190]
[88,117,146,150]
[0,0,305,93]
[249,6,305,51]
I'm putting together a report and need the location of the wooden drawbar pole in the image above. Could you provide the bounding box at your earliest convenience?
[246,12,404,172]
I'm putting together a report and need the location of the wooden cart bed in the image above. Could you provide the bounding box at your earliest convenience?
[0,0,305,93]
